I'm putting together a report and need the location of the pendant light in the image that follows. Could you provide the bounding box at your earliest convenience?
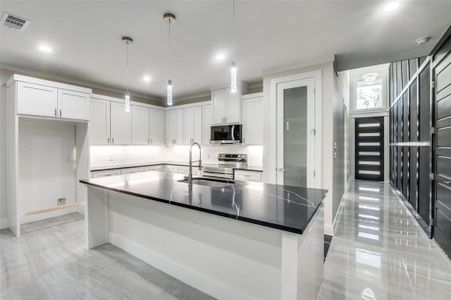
[122,36,133,112]
[230,0,237,94]
[164,12,176,106]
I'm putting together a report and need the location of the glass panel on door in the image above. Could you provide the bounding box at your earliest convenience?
[283,86,308,187]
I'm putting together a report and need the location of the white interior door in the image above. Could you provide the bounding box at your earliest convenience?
[276,78,316,187]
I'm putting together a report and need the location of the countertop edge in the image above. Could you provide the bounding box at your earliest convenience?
[80,179,325,235]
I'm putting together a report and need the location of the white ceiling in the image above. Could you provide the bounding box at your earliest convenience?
[0,0,450,103]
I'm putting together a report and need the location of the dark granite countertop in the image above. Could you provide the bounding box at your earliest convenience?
[80,171,327,234]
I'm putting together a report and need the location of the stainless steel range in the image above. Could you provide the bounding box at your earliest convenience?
[202,153,247,180]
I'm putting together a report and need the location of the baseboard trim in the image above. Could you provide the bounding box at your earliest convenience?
[21,204,83,224]
[0,218,8,230]
[109,232,255,300]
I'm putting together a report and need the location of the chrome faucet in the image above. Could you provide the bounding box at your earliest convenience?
[187,142,202,185]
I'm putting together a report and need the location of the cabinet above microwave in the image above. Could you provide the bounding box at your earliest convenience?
[211,84,246,125]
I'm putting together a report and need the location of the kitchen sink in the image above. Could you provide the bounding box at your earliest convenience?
[178,177,235,187]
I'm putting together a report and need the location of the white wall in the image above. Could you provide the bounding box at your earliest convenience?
[18,119,78,215]
[262,61,337,235]
[0,70,9,227]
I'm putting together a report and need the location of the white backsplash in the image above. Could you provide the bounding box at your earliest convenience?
[90,144,263,168]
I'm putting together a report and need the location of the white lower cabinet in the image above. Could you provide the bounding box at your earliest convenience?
[110,102,132,144]
[234,170,262,182]
[131,106,150,145]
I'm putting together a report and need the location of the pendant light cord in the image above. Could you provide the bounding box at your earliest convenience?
[125,41,129,94]
[232,0,236,61]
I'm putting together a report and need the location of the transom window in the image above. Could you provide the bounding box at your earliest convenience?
[355,72,383,110]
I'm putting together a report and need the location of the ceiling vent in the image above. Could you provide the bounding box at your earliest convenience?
[1,12,30,31]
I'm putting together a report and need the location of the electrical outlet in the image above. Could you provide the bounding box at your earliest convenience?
[57,198,66,206]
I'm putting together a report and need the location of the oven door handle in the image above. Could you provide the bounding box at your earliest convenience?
[231,125,235,142]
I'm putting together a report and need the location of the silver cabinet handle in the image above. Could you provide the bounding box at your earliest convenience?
[112,138,115,144]
[59,109,62,117]
[107,137,110,144]
[150,138,153,144]
[54,108,57,117]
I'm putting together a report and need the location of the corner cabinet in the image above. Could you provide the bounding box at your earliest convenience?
[165,109,184,145]
[242,93,263,145]
[211,87,242,124]
[14,76,90,121]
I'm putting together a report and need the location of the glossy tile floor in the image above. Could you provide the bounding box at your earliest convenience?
[0,214,214,300]
[318,180,451,300]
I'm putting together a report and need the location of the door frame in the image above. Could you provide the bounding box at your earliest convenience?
[269,70,322,189]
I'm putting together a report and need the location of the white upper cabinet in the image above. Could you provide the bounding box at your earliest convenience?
[110,102,131,145]
[90,98,110,145]
[227,91,242,123]
[165,110,176,145]
[12,76,91,121]
[131,105,150,145]
[175,109,185,145]
[202,105,212,145]
[242,94,263,145]
[58,89,89,120]
[212,89,227,124]
[184,106,202,144]
[211,87,242,124]
[150,109,164,145]
[17,82,58,117]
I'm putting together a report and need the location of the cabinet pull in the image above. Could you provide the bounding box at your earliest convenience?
[54,108,57,117]
[112,138,115,144]
[59,109,62,117]
[150,138,153,144]
[107,137,110,144]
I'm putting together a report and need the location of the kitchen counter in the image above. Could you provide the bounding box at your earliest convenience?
[90,162,263,173]
[80,170,325,234]
[81,171,326,299]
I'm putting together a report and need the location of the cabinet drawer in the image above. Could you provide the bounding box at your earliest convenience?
[17,82,58,117]
[234,170,262,182]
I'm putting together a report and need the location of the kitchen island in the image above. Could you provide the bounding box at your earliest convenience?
[80,171,327,300]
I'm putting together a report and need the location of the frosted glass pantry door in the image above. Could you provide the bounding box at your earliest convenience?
[276,78,316,187]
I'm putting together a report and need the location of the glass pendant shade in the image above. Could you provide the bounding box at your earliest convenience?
[230,61,237,93]
[124,93,130,112]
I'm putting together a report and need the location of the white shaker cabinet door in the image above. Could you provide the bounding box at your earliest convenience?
[150,109,165,145]
[193,106,203,144]
[165,110,176,145]
[131,106,150,145]
[226,90,241,124]
[242,97,263,145]
[17,82,58,118]
[212,89,227,124]
[184,107,195,144]
[58,89,90,121]
[175,109,185,145]
[90,98,110,145]
[202,105,212,145]
[110,102,132,145]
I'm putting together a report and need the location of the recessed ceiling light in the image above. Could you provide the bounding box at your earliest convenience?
[38,43,53,53]
[142,75,152,83]
[383,1,400,12]
[415,36,431,45]
[214,52,226,62]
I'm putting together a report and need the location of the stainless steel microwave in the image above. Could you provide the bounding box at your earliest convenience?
[210,125,242,144]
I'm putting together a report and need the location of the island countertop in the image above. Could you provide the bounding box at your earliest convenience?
[80,171,327,234]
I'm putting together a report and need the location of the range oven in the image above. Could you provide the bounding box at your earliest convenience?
[210,124,242,144]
